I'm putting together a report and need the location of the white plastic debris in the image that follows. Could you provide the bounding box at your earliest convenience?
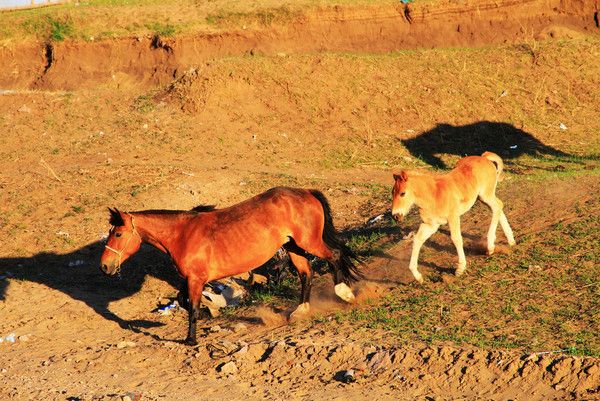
[156,301,179,316]
[368,214,385,225]
[559,123,567,130]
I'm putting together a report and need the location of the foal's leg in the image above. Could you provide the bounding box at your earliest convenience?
[499,210,516,247]
[185,275,207,346]
[409,222,440,283]
[448,214,467,276]
[480,194,514,255]
[285,250,313,322]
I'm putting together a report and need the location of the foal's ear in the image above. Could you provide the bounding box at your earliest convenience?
[108,207,125,226]
[393,171,409,182]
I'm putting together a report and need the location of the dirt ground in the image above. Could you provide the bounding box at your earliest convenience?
[1,0,599,400]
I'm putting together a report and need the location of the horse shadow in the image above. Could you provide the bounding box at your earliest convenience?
[0,241,183,333]
[401,121,571,169]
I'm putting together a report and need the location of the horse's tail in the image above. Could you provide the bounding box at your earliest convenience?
[482,151,504,182]
[310,190,363,284]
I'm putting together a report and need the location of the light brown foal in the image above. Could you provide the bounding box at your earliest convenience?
[391,151,516,283]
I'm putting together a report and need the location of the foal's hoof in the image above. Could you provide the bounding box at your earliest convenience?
[184,338,198,346]
[508,240,516,247]
[334,283,356,303]
[455,269,465,277]
[486,247,495,256]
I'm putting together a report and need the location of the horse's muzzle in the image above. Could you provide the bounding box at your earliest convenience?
[392,213,404,222]
[100,262,118,276]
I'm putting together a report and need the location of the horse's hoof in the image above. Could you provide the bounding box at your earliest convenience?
[508,240,516,247]
[334,283,355,303]
[184,338,198,346]
[289,302,310,323]
[486,247,495,256]
[455,269,465,277]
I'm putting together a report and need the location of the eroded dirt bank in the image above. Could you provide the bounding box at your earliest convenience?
[1,0,599,90]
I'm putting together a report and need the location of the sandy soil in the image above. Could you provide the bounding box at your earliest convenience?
[0,0,599,400]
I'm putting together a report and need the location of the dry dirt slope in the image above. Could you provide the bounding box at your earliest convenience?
[0,175,598,400]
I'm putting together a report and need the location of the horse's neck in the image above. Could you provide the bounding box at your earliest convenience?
[410,174,437,208]
[131,213,188,255]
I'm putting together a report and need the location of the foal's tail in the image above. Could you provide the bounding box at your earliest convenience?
[310,190,363,283]
[482,151,505,182]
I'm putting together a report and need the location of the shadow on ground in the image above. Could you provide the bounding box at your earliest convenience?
[401,121,571,169]
[0,241,182,332]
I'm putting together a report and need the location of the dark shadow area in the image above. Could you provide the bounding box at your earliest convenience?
[401,121,571,169]
[0,241,183,334]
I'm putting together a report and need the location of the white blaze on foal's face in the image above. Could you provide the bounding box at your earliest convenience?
[391,171,413,220]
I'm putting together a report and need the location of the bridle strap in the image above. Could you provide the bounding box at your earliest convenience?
[104,215,139,271]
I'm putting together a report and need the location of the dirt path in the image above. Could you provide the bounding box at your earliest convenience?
[1,174,598,401]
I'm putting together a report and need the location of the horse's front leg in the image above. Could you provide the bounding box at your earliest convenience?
[184,275,207,346]
[408,222,439,283]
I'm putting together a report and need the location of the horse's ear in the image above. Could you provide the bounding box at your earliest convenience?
[108,207,125,226]
[393,171,408,182]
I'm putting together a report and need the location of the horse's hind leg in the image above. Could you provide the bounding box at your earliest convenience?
[480,193,515,255]
[294,237,355,303]
[284,246,313,322]
[448,214,467,276]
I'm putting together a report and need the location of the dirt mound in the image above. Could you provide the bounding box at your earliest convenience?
[1,0,598,90]
[197,338,599,400]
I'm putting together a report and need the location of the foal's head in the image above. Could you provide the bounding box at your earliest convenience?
[391,171,414,221]
[100,208,142,275]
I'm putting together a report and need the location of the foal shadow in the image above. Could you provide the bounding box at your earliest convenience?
[0,241,182,334]
[401,121,571,170]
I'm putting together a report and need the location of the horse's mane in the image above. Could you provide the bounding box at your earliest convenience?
[134,205,217,214]
[190,204,217,213]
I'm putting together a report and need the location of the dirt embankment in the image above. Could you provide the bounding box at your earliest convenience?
[1,0,598,90]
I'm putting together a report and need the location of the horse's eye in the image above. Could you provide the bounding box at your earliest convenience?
[400,192,406,197]
[115,233,122,238]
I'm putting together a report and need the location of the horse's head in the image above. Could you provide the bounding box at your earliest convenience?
[391,171,414,222]
[100,208,142,275]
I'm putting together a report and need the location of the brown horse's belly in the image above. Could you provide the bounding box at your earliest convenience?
[205,230,291,282]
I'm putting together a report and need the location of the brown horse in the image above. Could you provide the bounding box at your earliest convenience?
[100,187,362,345]
[391,152,516,282]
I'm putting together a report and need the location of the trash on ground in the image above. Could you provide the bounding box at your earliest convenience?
[559,123,567,130]
[368,214,385,225]
[156,301,179,316]
[68,260,85,267]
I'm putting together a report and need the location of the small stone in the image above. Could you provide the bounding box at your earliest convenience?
[341,369,356,383]
[18,105,31,113]
[233,323,247,333]
[18,335,30,342]
[116,341,136,349]
[1,368,7,373]
[209,325,222,333]
[234,345,249,358]
[218,361,238,375]
[122,396,132,401]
